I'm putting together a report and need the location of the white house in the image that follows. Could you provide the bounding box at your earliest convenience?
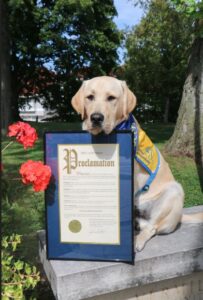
[19,98,56,122]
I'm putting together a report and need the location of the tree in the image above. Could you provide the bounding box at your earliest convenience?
[7,0,50,122]
[0,0,12,132]
[165,0,203,189]
[124,0,193,123]
[42,0,122,119]
[165,38,203,159]
[6,0,121,122]
[131,0,203,188]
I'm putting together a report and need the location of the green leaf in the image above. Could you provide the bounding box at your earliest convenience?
[2,296,10,300]
[2,268,11,281]
[13,284,23,297]
[11,241,17,251]
[26,276,34,287]
[2,239,8,248]
[14,260,24,271]
[25,264,31,275]
[6,255,13,264]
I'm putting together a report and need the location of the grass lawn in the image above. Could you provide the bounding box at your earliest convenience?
[2,121,203,298]
[142,123,203,207]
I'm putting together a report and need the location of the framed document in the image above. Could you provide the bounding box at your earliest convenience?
[44,131,134,263]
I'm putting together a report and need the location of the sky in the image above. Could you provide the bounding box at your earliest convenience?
[113,0,144,62]
[113,0,144,30]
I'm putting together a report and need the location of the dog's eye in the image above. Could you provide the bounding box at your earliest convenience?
[87,95,94,101]
[107,95,116,101]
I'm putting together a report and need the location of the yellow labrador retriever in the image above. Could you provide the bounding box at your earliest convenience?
[71,76,203,251]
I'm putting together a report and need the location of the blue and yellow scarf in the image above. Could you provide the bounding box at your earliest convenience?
[115,114,160,196]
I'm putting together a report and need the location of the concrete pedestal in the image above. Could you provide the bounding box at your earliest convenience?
[38,206,203,300]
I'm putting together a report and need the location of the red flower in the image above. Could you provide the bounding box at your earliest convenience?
[8,122,38,149]
[19,160,51,192]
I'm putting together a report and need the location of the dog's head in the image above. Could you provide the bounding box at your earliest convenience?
[71,76,136,135]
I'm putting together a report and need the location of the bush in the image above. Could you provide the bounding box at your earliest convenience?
[2,234,40,299]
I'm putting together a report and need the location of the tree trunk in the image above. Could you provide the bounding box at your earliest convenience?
[10,71,21,122]
[165,38,203,191]
[165,38,203,159]
[0,0,11,133]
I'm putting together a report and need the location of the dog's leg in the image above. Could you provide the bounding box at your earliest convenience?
[135,218,156,251]
[135,182,184,251]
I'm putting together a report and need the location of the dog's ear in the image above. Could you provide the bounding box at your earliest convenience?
[121,81,137,119]
[71,81,86,120]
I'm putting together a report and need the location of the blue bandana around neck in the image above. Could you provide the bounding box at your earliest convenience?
[115,113,160,197]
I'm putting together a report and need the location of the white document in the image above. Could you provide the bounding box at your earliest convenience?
[58,144,120,244]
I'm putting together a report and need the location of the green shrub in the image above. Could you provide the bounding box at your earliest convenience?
[2,234,40,300]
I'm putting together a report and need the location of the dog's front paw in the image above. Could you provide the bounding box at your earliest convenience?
[134,235,146,252]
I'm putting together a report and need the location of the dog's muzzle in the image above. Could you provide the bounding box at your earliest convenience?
[90,113,104,127]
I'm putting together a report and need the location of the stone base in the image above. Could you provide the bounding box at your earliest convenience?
[38,206,203,300]
[88,272,203,300]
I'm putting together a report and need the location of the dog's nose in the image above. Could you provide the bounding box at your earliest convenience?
[90,113,104,125]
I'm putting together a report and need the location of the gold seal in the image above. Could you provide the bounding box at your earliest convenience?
[68,220,82,233]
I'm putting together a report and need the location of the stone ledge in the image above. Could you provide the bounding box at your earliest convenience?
[38,206,203,300]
